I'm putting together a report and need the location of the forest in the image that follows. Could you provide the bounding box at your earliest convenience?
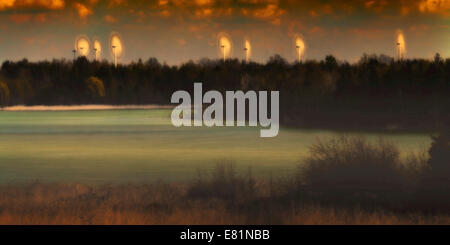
[0,53,449,131]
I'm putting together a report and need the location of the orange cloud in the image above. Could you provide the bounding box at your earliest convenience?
[74,2,92,19]
[247,3,286,25]
[216,7,233,16]
[309,10,319,17]
[24,37,35,45]
[418,0,450,15]
[177,38,186,46]
[8,12,48,23]
[108,0,125,7]
[0,0,15,10]
[364,0,388,13]
[158,0,168,6]
[195,8,213,18]
[160,9,171,17]
[409,24,430,32]
[0,0,65,10]
[9,13,31,23]
[3,0,449,27]
[35,13,47,22]
[308,26,325,35]
[194,0,214,6]
[104,14,117,23]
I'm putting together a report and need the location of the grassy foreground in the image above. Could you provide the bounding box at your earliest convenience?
[0,135,448,225]
[0,182,449,225]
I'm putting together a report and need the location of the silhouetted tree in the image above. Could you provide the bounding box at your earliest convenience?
[434,53,443,64]
[428,130,450,182]
[0,54,448,131]
[324,55,338,70]
[0,81,10,108]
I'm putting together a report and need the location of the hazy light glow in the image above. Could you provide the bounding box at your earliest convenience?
[75,35,90,57]
[244,38,251,62]
[110,32,124,58]
[294,35,306,62]
[396,31,406,60]
[217,32,233,60]
[110,32,124,66]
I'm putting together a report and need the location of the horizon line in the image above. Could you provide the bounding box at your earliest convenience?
[1,53,446,67]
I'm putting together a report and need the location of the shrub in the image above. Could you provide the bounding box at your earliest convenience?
[414,130,450,210]
[428,130,450,181]
[186,159,256,202]
[298,136,406,204]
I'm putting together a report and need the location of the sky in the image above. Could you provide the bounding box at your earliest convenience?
[0,0,449,65]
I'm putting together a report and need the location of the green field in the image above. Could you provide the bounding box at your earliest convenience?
[0,109,431,183]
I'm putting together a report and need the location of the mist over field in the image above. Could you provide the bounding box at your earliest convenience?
[2,105,173,111]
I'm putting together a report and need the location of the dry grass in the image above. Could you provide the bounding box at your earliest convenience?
[0,182,449,225]
[0,135,448,225]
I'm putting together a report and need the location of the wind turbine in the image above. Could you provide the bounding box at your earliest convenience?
[243,38,251,63]
[221,45,226,61]
[294,35,306,63]
[110,32,124,68]
[244,47,249,62]
[217,32,232,62]
[112,45,117,67]
[74,35,90,58]
[93,48,98,61]
[93,38,102,61]
[396,30,406,61]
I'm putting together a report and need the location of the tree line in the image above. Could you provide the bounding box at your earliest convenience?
[0,54,449,131]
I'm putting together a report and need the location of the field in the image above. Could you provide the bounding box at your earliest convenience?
[0,108,431,183]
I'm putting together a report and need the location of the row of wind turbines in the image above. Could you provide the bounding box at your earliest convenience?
[217,32,306,63]
[73,30,407,66]
[217,31,407,62]
[73,32,124,67]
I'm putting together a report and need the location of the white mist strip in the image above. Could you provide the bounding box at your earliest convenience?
[2,105,174,111]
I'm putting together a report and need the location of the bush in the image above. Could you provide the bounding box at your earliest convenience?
[186,159,256,202]
[428,130,450,181]
[298,136,406,204]
[414,130,450,210]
